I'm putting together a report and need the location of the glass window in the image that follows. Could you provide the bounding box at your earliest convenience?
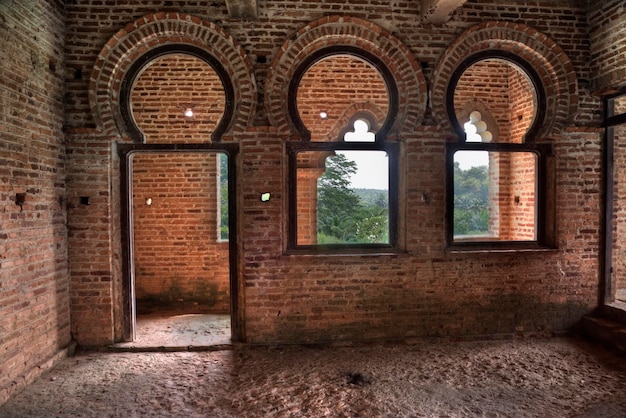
[296,146,390,245]
[218,152,229,241]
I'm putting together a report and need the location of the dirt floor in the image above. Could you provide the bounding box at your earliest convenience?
[115,310,232,349]
[1,336,626,417]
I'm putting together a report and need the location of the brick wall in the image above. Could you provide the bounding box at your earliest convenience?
[61,1,619,346]
[297,56,389,141]
[131,54,226,144]
[508,67,535,143]
[589,0,626,92]
[506,152,537,240]
[65,134,115,345]
[0,0,71,404]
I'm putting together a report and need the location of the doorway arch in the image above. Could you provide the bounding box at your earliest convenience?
[91,13,255,343]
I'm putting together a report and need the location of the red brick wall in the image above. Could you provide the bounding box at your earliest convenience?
[454,60,511,141]
[488,152,538,241]
[61,1,617,346]
[297,56,389,141]
[508,67,535,144]
[66,134,117,345]
[507,152,537,240]
[295,161,325,245]
[131,54,226,144]
[0,0,71,404]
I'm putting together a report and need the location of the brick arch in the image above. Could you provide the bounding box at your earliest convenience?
[431,22,578,139]
[265,16,427,138]
[89,12,256,140]
[326,103,387,142]
[456,101,501,143]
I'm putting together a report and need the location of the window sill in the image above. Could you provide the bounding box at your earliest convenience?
[446,242,557,254]
[284,247,408,257]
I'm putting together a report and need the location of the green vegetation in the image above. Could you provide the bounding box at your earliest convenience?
[316,154,389,244]
[454,162,489,236]
[223,152,489,243]
[219,153,229,240]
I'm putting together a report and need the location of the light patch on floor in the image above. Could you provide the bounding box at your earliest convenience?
[114,309,231,350]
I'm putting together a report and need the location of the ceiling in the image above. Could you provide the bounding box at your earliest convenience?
[224,0,468,23]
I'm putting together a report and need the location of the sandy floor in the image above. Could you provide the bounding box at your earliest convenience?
[114,311,232,349]
[1,337,626,417]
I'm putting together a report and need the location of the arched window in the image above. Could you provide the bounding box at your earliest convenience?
[446,53,553,248]
[287,50,399,252]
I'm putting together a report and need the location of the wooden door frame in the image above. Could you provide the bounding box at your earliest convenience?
[602,89,626,305]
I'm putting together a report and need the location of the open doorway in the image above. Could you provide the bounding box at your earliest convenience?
[118,146,239,348]
[115,46,241,347]
[132,150,231,347]
[605,91,626,306]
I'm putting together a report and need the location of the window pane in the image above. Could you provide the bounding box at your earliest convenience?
[296,150,389,245]
[453,150,537,241]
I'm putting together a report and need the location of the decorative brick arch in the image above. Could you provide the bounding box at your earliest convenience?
[456,101,501,143]
[89,12,256,140]
[265,16,427,138]
[326,103,387,142]
[431,22,578,139]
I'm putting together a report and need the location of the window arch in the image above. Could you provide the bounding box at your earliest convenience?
[431,21,577,138]
[128,52,227,144]
[120,44,234,143]
[266,15,427,138]
[446,52,554,249]
[90,13,255,141]
[287,50,399,252]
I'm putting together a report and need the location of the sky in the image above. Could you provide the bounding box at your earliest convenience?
[454,150,489,170]
[337,150,389,190]
[334,120,488,190]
